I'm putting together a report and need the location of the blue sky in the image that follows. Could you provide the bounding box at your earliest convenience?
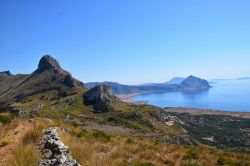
[0,0,250,84]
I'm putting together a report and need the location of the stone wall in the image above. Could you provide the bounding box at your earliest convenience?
[39,127,80,166]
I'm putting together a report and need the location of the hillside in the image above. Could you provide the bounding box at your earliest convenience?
[0,55,84,105]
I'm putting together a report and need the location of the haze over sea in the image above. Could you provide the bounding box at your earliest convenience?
[133,78,250,112]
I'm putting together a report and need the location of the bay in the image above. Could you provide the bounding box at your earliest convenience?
[133,79,250,112]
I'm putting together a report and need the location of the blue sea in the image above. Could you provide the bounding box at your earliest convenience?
[133,79,250,112]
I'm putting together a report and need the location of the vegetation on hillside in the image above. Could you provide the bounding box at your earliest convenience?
[169,113,250,151]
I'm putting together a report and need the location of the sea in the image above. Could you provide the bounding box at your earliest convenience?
[132,79,250,112]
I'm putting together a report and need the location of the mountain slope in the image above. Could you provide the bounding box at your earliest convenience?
[166,77,185,84]
[0,55,84,104]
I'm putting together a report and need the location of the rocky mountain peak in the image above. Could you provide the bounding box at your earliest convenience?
[0,71,14,81]
[84,85,120,105]
[36,55,67,74]
[0,71,13,77]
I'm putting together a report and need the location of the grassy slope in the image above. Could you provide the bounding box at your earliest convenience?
[1,118,250,166]
[1,91,250,165]
[11,91,184,137]
[60,124,250,166]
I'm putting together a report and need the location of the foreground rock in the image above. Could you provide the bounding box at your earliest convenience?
[40,127,80,166]
[84,85,120,105]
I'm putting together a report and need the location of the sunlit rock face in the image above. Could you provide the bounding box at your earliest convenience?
[84,85,120,105]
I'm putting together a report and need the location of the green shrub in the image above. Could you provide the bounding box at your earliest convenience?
[134,163,155,166]
[76,130,84,138]
[216,156,225,166]
[92,130,111,141]
[93,103,114,113]
[183,150,199,160]
[76,129,91,139]
[71,121,79,128]
[185,164,201,166]
[0,137,12,147]
[126,138,134,144]
[0,114,14,124]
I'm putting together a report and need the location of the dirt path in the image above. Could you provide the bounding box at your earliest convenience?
[0,120,33,164]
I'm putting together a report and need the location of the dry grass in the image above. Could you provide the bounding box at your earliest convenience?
[0,118,52,166]
[6,144,39,166]
[0,119,20,139]
[5,144,38,166]
[21,119,49,145]
[1,118,250,166]
[60,128,250,166]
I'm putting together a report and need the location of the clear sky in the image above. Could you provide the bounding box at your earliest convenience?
[0,0,250,84]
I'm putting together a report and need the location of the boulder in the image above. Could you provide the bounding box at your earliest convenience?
[84,85,120,105]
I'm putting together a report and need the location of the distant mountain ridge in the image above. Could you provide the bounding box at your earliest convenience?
[86,76,211,94]
[85,81,141,94]
[165,77,185,84]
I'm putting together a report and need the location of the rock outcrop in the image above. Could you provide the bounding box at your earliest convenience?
[34,55,84,88]
[40,127,80,166]
[159,135,197,145]
[0,71,13,81]
[35,55,68,74]
[181,75,211,89]
[84,85,120,105]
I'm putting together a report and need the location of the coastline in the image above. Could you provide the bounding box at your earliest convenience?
[165,107,250,119]
[117,93,147,105]
[117,93,250,119]
[117,93,141,101]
